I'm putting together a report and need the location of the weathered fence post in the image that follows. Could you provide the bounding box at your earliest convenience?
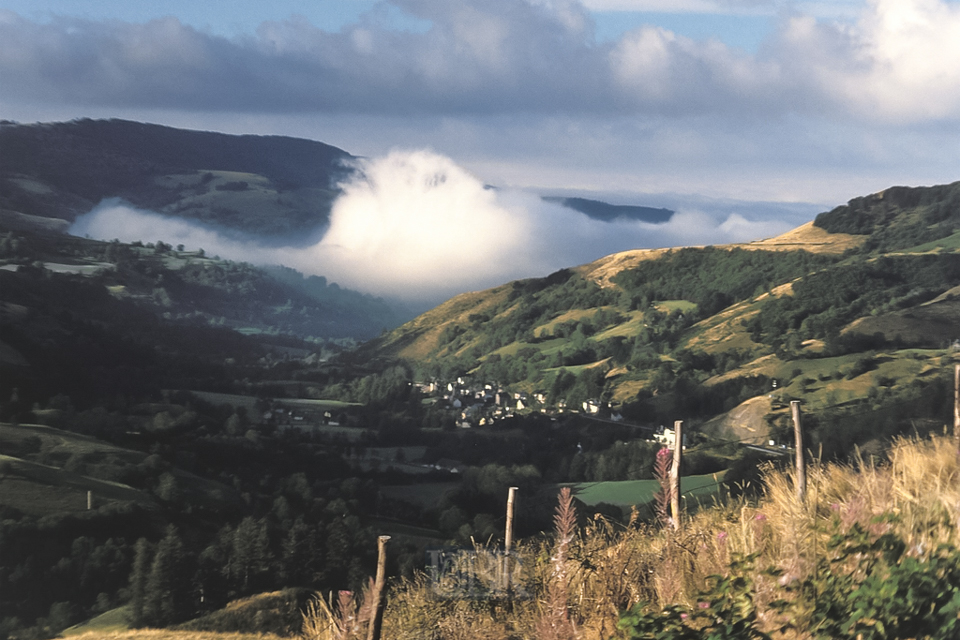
[792,400,806,502]
[87,490,92,510]
[502,486,518,590]
[505,486,518,552]
[366,535,390,640]
[670,420,683,529]
[954,363,959,442]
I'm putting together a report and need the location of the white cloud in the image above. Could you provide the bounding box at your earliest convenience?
[583,0,775,14]
[771,0,960,121]
[583,0,867,19]
[301,150,535,299]
[3,0,960,121]
[5,0,959,228]
[70,150,802,305]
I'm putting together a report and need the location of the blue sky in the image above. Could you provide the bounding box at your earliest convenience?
[2,0,959,212]
[0,0,787,49]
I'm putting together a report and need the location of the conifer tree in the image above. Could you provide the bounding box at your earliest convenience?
[227,517,272,593]
[127,538,151,627]
[143,526,190,626]
[281,516,324,586]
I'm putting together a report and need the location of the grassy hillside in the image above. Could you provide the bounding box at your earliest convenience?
[331,433,960,640]
[364,181,960,456]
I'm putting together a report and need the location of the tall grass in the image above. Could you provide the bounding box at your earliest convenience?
[301,433,960,639]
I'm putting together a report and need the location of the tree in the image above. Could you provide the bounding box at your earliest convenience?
[127,538,151,627]
[226,517,272,594]
[280,517,324,586]
[143,526,190,626]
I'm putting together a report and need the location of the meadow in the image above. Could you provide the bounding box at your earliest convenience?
[305,433,960,640]
[564,472,725,509]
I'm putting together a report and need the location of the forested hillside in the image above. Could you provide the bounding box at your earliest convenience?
[366,180,960,458]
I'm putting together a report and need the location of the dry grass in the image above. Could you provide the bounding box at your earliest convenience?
[67,631,287,640]
[313,433,960,639]
[733,221,867,254]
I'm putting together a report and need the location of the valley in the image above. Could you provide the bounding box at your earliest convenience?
[1,120,959,639]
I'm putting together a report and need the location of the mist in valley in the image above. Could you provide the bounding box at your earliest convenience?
[71,148,816,308]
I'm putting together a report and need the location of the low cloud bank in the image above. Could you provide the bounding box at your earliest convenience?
[71,149,806,306]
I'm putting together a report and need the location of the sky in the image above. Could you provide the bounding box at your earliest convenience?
[3,0,960,302]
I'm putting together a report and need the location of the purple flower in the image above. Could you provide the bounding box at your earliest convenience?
[717,531,728,541]
[698,602,709,609]
[754,513,767,521]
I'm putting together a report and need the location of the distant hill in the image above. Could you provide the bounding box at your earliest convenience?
[0,231,404,349]
[543,196,673,223]
[813,181,960,252]
[0,118,354,238]
[363,180,960,457]
[0,119,409,342]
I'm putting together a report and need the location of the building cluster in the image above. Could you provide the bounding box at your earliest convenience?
[413,377,609,429]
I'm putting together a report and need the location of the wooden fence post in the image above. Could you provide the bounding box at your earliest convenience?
[505,486,518,552]
[792,401,806,502]
[502,487,519,591]
[87,490,92,510]
[954,363,959,442]
[670,420,683,529]
[366,535,390,640]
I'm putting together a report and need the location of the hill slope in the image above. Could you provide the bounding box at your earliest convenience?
[0,119,353,238]
[363,180,960,454]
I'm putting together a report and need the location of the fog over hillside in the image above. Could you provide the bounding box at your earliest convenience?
[71,148,816,306]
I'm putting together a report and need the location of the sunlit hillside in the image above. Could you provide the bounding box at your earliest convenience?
[364,181,960,455]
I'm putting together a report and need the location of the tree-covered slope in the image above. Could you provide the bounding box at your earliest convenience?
[364,181,960,455]
[0,119,354,237]
[813,180,960,252]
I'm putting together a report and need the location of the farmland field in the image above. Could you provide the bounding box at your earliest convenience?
[187,391,357,417]
[564,472,725,508]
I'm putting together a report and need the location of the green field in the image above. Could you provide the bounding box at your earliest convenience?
[187,391,357,415]
[276,398,357,409]
[0,454,154,516]
[771,349,948,409]
[62,606,131,636]
[902,230,960,253]
[563,473,725,508]
[0,423,242,516]
[656,299,698,313]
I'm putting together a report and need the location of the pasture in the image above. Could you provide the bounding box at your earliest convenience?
[563,472,725,509]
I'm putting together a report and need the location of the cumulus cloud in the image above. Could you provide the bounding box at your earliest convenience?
[70,150,801,305]
[3,0,960,122]
[787,0,960,121]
